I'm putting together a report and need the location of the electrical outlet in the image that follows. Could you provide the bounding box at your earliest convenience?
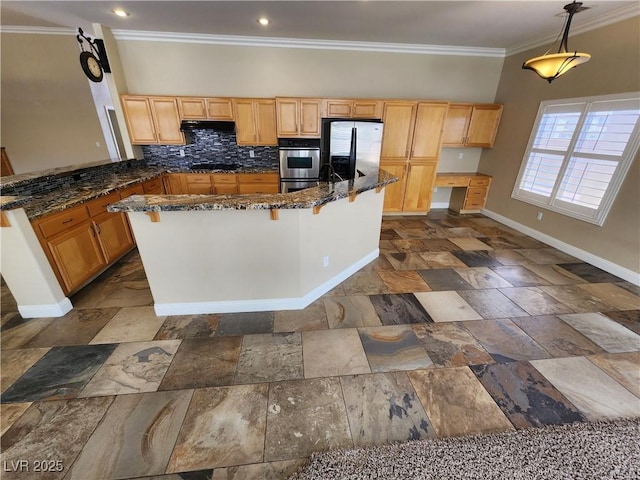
[249,150,255,158]
[96,141,101,147]
[179,149,185,157]
[323,256,330,268]
[434,187,438,193]
[458,152,464,159]
[536,212,543,220]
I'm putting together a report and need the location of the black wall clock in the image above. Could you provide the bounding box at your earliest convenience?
[79,50,103,82]
[76,28,111,83]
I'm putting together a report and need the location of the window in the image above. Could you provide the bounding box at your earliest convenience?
[512,92,640,226]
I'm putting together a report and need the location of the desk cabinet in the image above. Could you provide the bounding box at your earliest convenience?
[442,104,502,148]
[435,173,492,213]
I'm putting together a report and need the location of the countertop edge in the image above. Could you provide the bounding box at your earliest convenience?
[108,169,398,213]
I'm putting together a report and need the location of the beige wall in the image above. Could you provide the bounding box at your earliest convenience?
[116,40,504,101]
[478,16,640,274]
[1,33,109,174]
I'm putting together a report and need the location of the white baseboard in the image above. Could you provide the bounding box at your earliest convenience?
[482,209,640,286]
[154,249,379,316]
[18,297,73,318]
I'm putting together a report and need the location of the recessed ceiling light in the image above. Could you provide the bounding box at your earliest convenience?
[257,17,269,26]
[113,8,130,17]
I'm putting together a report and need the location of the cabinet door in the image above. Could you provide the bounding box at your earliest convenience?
[206,98,234,120]
[234,99,258,145]
[411,102,448,161]
[299,100,321,137]
[353,101,382,119]
[380,162,408,212]
[466,105,503,147]
[323,99,352,118]
[276,99,300,137]
[213,184,239,194]
[163,174,187,194]
[149,98,184,144]
[442,104,473,146]
[121,96,157,144]
[381,102,417,160]
[47,223,106,293]
[142,178,164,194]
[403,162,438,212]
[238,183,280,194]
[178,98,207,119]
[255,100,278,146]
[93,212,135,264]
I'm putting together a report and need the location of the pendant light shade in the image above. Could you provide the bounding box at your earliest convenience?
[523,2,591,83]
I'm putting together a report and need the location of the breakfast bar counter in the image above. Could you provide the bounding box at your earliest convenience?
[108,169,397,316]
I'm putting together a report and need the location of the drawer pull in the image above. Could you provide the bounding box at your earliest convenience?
[62,218,74,224]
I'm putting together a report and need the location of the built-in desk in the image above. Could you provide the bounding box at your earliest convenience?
[435,172,492,214]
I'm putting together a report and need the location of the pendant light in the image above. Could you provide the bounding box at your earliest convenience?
[523,1,591,83]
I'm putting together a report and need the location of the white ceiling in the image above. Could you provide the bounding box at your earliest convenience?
[1,1,638,54]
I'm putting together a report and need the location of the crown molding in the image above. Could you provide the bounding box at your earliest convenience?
[0,25,75,35]
[111,29,506,58]
[507,4,639,56]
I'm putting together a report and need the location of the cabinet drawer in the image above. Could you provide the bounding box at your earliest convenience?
[237,173,279,184]
[463,198,486,210]
[119,184,145,199]
[435,175,470,187]
[211,174,237,184]
[238,183,280,194]
[469,176,491,187]
[36,204,90,239]
[213,184,238,194]
[185,174,212,184]
[142,178,163,194]
[465,187,488,199]
[86,192,121,217]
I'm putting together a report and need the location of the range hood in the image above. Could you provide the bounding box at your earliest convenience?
[180,120,235,132]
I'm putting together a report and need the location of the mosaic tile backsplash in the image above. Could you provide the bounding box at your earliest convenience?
[143,129,278,170]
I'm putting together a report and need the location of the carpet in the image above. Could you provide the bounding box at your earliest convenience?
[288,418,640,480]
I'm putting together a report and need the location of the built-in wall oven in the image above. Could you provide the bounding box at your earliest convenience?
[279,138,321,193]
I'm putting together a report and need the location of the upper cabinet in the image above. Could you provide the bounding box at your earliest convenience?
[410,102,449,161]
[234,98,278,146]
[322,99,383,119]
[380,101,417,161]
[121,95,184,145]
[442,103,503,148]
[276,98,321,138]
[178,97,234,121]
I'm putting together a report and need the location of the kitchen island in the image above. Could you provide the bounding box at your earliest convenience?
[109,169,396,315]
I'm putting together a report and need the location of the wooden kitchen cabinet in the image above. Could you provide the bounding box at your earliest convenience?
[163,174,187,194]
[442,103,503,148]
[234,98,278,146]
[276,98,321,137]
[380,161,408,212]
[237,173,280,194]
[92,211,135,264]
[142,177,164,194]
[322,99,383,119]
[178,97,234,120]
[402,162,438,212]
[380,101,417,161]
[211,173,238,194]
[121,95,185,145]
[184,173,213,194]
[410,102,449,161]
[45,222,107,293]
[435,173,492,213]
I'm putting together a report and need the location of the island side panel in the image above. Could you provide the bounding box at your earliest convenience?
[0,209,72,317]
[126,208,303,314]
[299,188,384,295]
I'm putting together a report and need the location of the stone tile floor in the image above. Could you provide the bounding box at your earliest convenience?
[1,211,639,480]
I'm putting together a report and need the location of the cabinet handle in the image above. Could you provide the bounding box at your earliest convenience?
[95,224,101,235]
[62,218,73,224]
[90,224,96,237]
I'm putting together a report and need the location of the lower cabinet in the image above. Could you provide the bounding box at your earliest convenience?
[92,211,135,263]
[237,173,280,194]
[403,162,438,212]
[163,173,280,195]
[380,162,408,212]
[45,222,107,294]
[32,186,141,295]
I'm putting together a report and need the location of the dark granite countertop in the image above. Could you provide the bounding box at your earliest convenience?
[1,164,280,220]
[108,169,397,213]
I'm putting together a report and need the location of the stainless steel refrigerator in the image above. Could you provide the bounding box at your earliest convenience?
[320,118,384,181]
